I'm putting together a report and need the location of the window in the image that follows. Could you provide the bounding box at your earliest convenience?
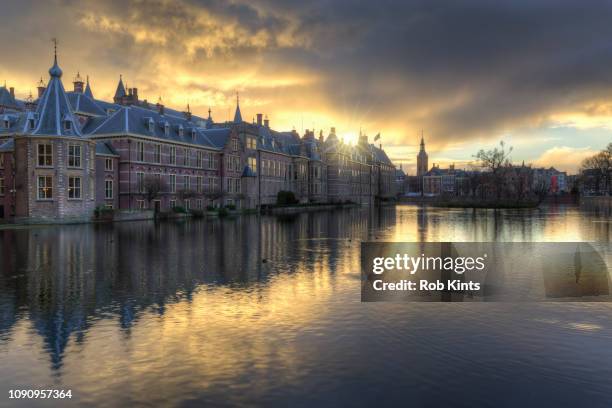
[248,157,257,173]
[232,138,239,151]
[105,204,113,209]
[196,176,203,193]
[38,143,52,166]
[170,200,176,208]
[184,199,190,210]
[0,177,4,195]
[28,118,35,129]
[68,177,81,199]
[169,174,176,193]
[0,154,4,168]
[37,176,53,199]
[90,149,95,170]
[197,151,204,168]
[247,137,256,150]
[105,158,113,171]
[3,119,9,129]
[137,172,145,193]
[90,176,95,200]
[184,175,190,190]
[178,126,184,137]
[154,144,161,163]
[148,118,155,132]
[164,123,170,137]
[184,149,189,166]
[68,144,81,168]
[196,199,202,209]
[105,180,113,199]
[191,129,196,140]
[137,200,146,209]
[170,146,176,165]
[64,120,72,131]
[136,142,144,161]
[207,152,214,169]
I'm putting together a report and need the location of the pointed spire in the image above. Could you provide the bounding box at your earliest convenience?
[419,130,425,151]
[208,107,212,118]
[233,92,242,123]
[114,74,126,101]
[84,75,94,99]
[32,47,81,136]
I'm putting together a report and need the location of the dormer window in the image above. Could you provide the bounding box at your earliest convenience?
[191,129,196,140]
[3,120,8,129]
[28,118,35,129]
[164,122,170,137]
[64,120,72,131]
[146,118,155,133]
[178,125,184,137]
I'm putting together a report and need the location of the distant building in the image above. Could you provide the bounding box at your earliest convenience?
[422,164,468,196]
[416,135,428,192]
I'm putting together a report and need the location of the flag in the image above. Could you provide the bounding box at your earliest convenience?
[373,133,381,141]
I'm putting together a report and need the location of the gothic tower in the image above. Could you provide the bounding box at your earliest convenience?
[417,134,428,177]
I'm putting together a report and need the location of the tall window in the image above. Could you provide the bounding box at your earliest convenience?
[232,138,239,151]
[169,174,176,193]
[154,144,161,163]
[184,175,190,190]
[105,180,113,199]
[68,144,81,168]
[170,146,176,165]
[137,172,145,193]
[196,176,203,193]
[197,151,204,168]
[105,158,113,171]
[247,137,256,149]
[37,176,53,199]
[207,152,214,169]
[0,177,4,195]
[38,143,52,166]
[136,142,145,161]
[248,157,257,173]
[0,154,4,168]
[68,176,81,199]
[184,149,190,166]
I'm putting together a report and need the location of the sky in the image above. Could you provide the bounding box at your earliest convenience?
[1,0,611,173]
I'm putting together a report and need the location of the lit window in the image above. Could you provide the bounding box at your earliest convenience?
[67,144,81,168]
[37,143,52,166]
[248,157,257,173]
[68,176,81,199]
[37,175,53,199]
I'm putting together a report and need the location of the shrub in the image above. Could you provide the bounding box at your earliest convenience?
[172,206,187,213]
[226,204,236,211]
[190,209,205,218]
[277,191,298,206]
[206,205,215,211]
[218,207,229,217]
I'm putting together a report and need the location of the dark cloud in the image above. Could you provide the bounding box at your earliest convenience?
[2,0,612,151]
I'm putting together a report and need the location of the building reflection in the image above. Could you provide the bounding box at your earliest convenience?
[0,206,396,370]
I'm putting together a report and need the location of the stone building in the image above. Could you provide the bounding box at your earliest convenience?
[0,51,397,222]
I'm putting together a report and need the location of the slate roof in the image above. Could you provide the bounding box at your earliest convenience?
[31,57,83,137]
[0,86,17,108]
[84,77,94,99]
[89,105,224,150]
[114,76,126,99]
[66,92,106,117]
[370,144,393,166]
[95,141,119,156]
[233,99,242,123]
[0,138,14,151]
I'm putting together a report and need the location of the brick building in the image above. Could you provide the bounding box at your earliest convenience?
[0,52,396,222]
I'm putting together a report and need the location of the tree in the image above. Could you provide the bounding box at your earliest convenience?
[580,143,612,195]
[474,141,513,199]
[143,175,166,209]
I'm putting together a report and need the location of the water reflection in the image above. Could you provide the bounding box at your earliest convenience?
[0,204,611,407]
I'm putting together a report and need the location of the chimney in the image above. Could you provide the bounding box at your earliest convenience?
[132,88,138,101]
[256,113,263,126]
[183,104,192,121]
[264,116,269,128]
[37,78,46,98]
[9,87,14,99]
[73,72,84,93]
[158,103,164,115]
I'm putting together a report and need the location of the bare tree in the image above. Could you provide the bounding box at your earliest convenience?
[474,141,513,199]
[143,175,166,209]
[580,143,612,194]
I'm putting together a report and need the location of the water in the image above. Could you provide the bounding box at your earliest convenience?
[0,204,611,407]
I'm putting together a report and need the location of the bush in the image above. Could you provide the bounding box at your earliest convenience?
[172,206,187,213]
[94,206,115,220]
[277,191,298,206]
[226,204,236,211]
[190,209,205,218]
[206,205,215,211]
[218,207,229,217]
